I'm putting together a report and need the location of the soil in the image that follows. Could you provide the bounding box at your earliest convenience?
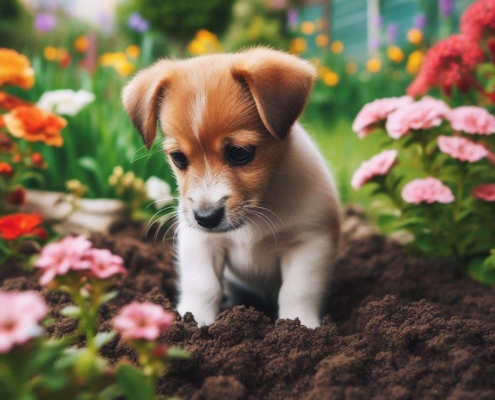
[2,208,495,400]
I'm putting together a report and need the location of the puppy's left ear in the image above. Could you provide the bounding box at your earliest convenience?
[232,48,316,140]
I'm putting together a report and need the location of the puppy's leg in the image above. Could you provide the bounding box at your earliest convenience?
[176,228,224,326]
[278,234,335,328]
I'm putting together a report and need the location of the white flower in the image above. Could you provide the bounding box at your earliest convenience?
[145,176,174,209]
[37,89,95,116]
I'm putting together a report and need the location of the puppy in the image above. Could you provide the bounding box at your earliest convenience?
[122,48,340,328]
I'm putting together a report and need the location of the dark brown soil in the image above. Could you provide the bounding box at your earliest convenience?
[2,209,495,400]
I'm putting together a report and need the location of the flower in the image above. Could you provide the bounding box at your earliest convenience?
[352,96,413,138]
[315,34,329,47]
[35,13,56,32]
[0,49,35,89]
[4,106,66,146]
[7,187,26,206]
[126,45,140,59]
[0,92,31,110]
[448,106,495,135]
[331,41,344,54]
[351,149,398,189]
[439,0,454,17]
[472,184,495,201]
[0,213,43,241]
[0,133,12,152]
[74,36,89,53]
[407,35,485,97]
[407,28,423,45]
[414,14,427,30]
[35,235,93,285]
[323,71,339,86]
[85,249,126,279]
[366,58,381,73]
[31,152,44,167]
[406,50,424,75]
[300,21,315,35]
[145,176,174,209]
[402,177,455,204]
[386,97,450,139]
[0,291,47,353]
[290,38,307,54]
[387,46,405,63]
[460,0,495,42]
[345,62,358,75]
[128,12,149,33]
[387,23,399,44]
[437,135,489,162]
[37,89,95,116]
[0,162,13,177]
[99,52,135,76]
[113,302,174,341]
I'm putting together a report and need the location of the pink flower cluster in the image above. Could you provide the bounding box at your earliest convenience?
[113,301,174,341]
[0,290,47,353]
[35,235,126,285]
[438,135,489,163]
[402,177,455,204]
[448,106,495,135]
[351,149,398,189]
[472,184,495,201]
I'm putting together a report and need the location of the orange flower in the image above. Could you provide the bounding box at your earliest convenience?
[0,162,13,177]
[4,106,66,147]
[31,152,44,167]
[0,213,43,241]
[0,49,35,89]
[0,92,31,111]
[74,36,89,53]
[0,115,5,129]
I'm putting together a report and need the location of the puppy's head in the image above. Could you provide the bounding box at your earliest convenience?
[122,48,315,232]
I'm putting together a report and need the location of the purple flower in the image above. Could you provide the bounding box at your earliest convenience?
[439,0,454,17]
[128,12,149,33]
[370,37,381,50]
[414,14,427,29]
[387,23,399,44]
[374,15,383,29]
[35,13,56,32]
[287,8,298,29]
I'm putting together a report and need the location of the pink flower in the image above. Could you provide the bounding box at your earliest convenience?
[113,302,174,341]
[351,149,398,189]
[402,177,455,204]
[472,184,495,201]
[0,291,47,353]
[438,135,489,163]
[85,248,126,279]
[352,96,413,138]
[35,235,93,285]
[448,106,495,135]
[386,97,450,139]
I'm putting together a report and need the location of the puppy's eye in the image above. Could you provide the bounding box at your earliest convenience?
[170,151,189,170]
[228,145,256,166]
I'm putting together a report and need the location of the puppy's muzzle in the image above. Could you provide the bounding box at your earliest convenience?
[194,206,225,229]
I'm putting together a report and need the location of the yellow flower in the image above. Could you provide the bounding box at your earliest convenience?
[114,60,135,76]
[331,41,344,54]
[188,29,221,55]
[345,62,358,75]
[74,36,89,53]
[323,71,339,86]
[387,46,405,63]
[99,52,127,66]
[315,34,329,47]
[0,48,35,89]
[126,45,140,59]
[317,66,331,78]
[44,46,58,61]
[196,29,219,43]
[290,38,307,54]
[300,21,315,35]
[188,39,208,55]
[406,50,424,75]
[366,58,381,73]
[407,29,423,46]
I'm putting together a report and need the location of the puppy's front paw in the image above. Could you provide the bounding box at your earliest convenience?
[177,302,216,326]
[279,308,321,329]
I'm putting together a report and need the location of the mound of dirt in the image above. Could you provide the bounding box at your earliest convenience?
[2,210,495,400]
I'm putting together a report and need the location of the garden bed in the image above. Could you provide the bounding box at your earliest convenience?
[2,209,495,400]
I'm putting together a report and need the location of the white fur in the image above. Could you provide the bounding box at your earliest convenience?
[176,123,339,328]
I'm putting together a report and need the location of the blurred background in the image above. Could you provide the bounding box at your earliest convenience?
[0,0,476,209]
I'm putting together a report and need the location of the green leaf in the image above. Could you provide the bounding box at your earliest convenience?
[166,347,190,359]
[60,305,81,318]
[97,384,124,400]
[116,364,154,400]
[468,258,495,286]
[98,290,118,306]
[94,331,116,350]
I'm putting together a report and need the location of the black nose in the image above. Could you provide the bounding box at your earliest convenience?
[194,206,225,229]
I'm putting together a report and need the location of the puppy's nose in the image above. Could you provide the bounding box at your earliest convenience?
[194,206,225,229]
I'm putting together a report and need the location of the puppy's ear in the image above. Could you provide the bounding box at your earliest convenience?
[122,60,172,149]
[232,48,316,140]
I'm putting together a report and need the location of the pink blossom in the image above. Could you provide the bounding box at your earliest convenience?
[351,149,398,189]
[113,302,174,341]
[448,106,495,135]
[386,97,450,139]
[0,291,47,353]
[85,248,126,279]
[352,96,413,138]
[437,135,489,162]
[35,235,93,285]
[472,184,495,201]
[402,177,455,204]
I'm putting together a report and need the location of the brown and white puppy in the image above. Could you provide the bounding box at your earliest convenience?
[122,48,340,328]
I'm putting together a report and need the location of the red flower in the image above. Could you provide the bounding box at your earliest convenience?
[460,0,495,42]
[0,92,31,111]
[0,132,13,152]
[0,213,43,241]
[407,35,485,97]
[31,152,44,167]
[7,187,26,206]
[0,162,13,177]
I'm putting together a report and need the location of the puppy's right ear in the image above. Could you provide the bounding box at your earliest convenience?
[122,60,172,149]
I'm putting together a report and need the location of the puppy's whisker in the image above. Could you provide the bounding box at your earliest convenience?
[145,206,177,238]
[249,205,289,236]
[163,219,180,246]
[145,198,179,209]
[249,209,278,244]
[154,212,179,244]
